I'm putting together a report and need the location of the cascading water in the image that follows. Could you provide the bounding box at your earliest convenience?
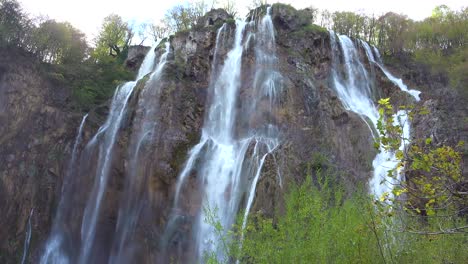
[360,40,421,101]
[41,41,168,264]
[137,42,160,79]
[193,19,248,259]
[77,80,137,264]
[40,114,88,264]
[240,6,282,232]
[359,40,420,198]
[166,6,282,261]
[330,32,420,199]
[77,43,167,263]
[109,42,170,263]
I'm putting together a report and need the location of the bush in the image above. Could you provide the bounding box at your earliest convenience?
[205,170,468,263]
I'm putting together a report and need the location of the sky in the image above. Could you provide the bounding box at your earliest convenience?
[19,0,466,43]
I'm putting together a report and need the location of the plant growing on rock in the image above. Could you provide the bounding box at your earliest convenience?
[375,97,466,232]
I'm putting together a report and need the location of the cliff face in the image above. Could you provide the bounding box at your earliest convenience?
[0,47,80,263]
[0,5,465,264]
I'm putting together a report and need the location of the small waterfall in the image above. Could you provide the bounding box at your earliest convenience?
[330,32,420,199]
[330,33,379,136]
[41,114,88,264]
[77,46,160,264]
[137,42,160,79]
[109,42,170,263]
[360,40,421,101]
[370,110,411,198]
[21,208,34,264]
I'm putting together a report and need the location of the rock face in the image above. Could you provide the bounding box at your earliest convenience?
[0,47,80,263]
[125,45,151,71]
[0,5,465,264]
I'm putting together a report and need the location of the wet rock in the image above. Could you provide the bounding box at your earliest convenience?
[125,45,150,72]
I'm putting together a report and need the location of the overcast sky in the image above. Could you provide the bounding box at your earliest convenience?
[20,0,466,42]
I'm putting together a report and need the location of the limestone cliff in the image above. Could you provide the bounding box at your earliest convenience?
[0,5,465,264]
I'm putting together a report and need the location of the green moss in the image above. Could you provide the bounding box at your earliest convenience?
[305,24,327,33]
[292,23,327,38]
[225,18,236,25]
[213,20,225,29]
[246,5,268,21]
[272,3,297,13]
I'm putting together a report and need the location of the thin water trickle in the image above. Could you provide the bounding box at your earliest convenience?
[21,208,34,264]
[41,114,88,264]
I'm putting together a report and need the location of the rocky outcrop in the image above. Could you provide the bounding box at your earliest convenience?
[125,45,151,71]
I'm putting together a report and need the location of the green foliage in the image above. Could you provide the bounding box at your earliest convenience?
[1,1,89,64]
[163,1,208,33]
[44,56,134,111]
[29,20,88,64]
[93,14,132,59]
[0,0,28,46]
[376,98,466,220]
[236,177,383,264]
[1,0,134,110]
[205,172,468,263]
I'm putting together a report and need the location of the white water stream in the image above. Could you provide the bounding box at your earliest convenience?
[167,7,282,261]
[41,114,88,264]
[78,42,169,263]
[330,32,420,199]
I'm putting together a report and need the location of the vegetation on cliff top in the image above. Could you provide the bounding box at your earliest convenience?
[2,0,466,109]
[0,0,134,111]
[317,5,468,92]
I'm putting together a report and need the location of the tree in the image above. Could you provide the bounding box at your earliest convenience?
[303,6,318,24]
[376,12,411,55]
[29,20,88,64]
[94,14,132,58]
[318,9,332,29]
[247,0,268,10]
[375,98,466,227]
[0,0,28,46]
[221,0,237,18]
[148,23,168,42]
[163,1,209,33]
[332,11,366,39]
[164,5,193,32]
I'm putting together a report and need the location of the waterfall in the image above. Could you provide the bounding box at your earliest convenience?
[21,208,34,264]
[166,6,282,261]
[330,32,420,199]
[360,40,421,101]
[109,42,170,263]
[194,19,248,260]
[77,45,160,264]
[137,42,160,79]
[240,5,281,232]
[40,114,88,264]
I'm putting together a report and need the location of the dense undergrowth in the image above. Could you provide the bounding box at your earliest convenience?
[205,170,468,264]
